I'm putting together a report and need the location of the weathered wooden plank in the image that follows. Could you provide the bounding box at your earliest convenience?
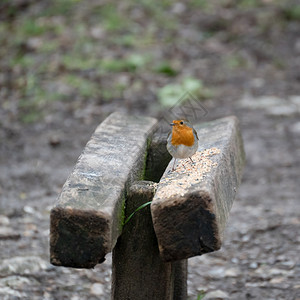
[50,112,157,268]
[151,116,245,261]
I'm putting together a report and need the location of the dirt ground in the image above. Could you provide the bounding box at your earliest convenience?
[0,1,300,299]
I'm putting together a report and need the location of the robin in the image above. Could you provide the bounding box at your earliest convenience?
[167,119,199,171]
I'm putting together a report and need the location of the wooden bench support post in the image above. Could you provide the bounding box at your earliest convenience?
[111,181,187,300]
[172,260,187,300]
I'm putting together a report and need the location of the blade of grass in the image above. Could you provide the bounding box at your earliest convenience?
[124,201,152,225]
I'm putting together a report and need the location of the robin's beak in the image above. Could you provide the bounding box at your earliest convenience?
[170,123,175,126]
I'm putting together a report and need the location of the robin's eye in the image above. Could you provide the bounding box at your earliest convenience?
[180,121,183,125]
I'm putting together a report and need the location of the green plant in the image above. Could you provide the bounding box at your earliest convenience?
[158,77,213,107]
[225,54,248,69]
[21,19,48,36]
[63,74,99,97]
[196,290,206,300]
[238,0,260,9]
[99,4,130,31]
[123,201,152,225]
[62,55,100,70]
[40,0,78,17]
[154,62,177,76]
[100,54,148,73]
[281,4,300,21]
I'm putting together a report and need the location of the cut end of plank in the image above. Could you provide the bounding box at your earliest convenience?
[50,207,110,268]
[152,189,221,262]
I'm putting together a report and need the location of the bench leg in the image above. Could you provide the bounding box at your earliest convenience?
[173,260,187,300]
[111,181,187,300]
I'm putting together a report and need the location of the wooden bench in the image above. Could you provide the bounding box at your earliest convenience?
[50,112,245,299]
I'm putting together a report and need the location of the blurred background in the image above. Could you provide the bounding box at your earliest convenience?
[0,0,299,299]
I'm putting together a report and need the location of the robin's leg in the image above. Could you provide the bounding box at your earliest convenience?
[172,158,177,171]
[189,157,194,163]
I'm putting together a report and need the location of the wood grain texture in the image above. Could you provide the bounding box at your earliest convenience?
[151,116,245,261]
[50,112,157,268]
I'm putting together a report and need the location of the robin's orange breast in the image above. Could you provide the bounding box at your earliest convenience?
[171,126,195,147]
